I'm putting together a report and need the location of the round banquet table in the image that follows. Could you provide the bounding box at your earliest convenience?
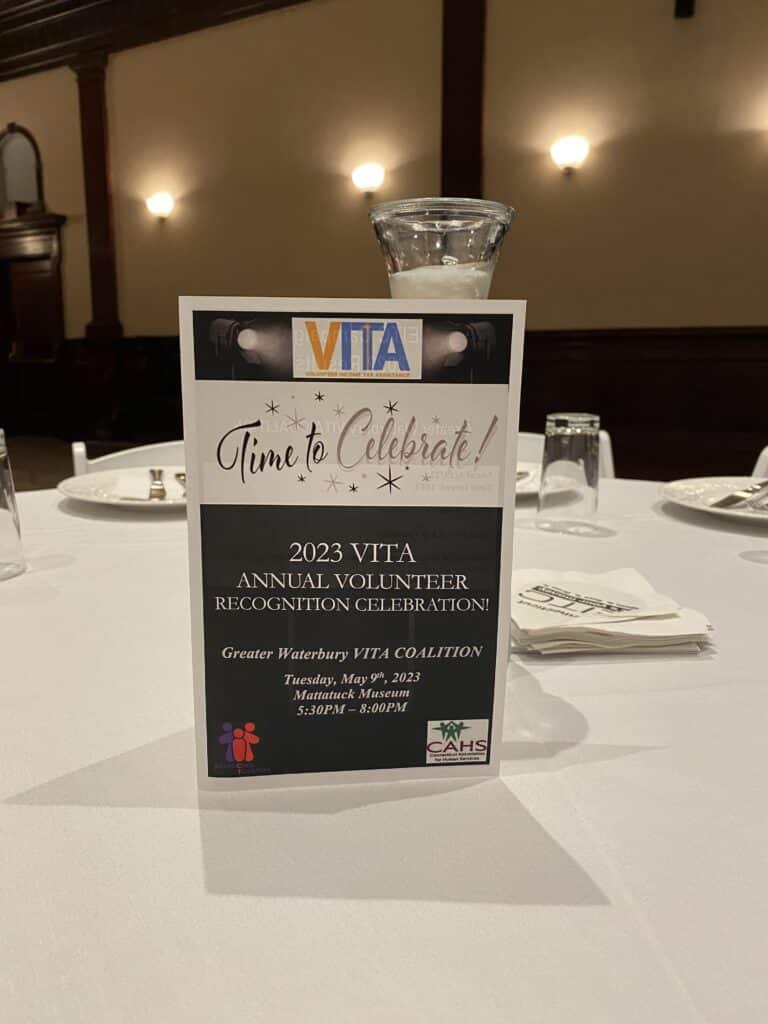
[2,480,767,1024]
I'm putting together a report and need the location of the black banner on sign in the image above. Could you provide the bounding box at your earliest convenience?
[180,297,525,788]
[201,505,501,777]
[192,310,513,385]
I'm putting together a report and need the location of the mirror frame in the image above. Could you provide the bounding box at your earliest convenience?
[0,121,46,215]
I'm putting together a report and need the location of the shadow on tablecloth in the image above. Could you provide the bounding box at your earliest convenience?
[5,660,669,905]
[7,727,614,906]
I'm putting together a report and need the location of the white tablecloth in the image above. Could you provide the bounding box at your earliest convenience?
[2,481,766,1023]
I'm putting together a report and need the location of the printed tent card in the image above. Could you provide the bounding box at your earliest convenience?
[180,298,525,787]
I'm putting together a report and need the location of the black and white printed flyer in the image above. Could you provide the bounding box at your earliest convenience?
[180,298,525,787]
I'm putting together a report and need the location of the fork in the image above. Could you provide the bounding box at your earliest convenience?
[148,468,167,501]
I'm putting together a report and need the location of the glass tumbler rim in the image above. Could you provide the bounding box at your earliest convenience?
[546,412,600,431]
[369,196,515,228]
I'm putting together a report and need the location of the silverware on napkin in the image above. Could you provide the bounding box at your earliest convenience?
[148,468,167,501]
[710,480,768,509]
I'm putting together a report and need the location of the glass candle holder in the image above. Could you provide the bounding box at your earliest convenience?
[369,197,514,299]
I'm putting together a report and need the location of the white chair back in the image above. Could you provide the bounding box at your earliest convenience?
[753,446,768,477]
[71,440,185,476]
[515,429,615,478]
[516,431,546,464]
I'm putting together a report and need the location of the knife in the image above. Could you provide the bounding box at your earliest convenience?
[711,480,768,508]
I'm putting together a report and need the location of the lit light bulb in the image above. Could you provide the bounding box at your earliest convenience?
[236,327,262,364]
[549,136,590,172]
[443,330,469,367]
[236,328,259,351]
[351,163,385,193]
[145,191,175,218]
[447,331,468,354]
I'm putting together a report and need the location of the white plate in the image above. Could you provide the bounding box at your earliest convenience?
[516,461,541,496]
[514,462,575,498]
[58,466,186,509]
[662,477,768,525]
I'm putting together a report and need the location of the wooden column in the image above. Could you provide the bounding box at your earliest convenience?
[441,0,486,198]
[72,53,123,341]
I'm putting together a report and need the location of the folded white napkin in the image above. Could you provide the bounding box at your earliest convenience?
[510,568,712,655]
[111,467,185,501]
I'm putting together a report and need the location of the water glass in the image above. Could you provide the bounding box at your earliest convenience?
[0,429,26,581]
[537,413,600,532]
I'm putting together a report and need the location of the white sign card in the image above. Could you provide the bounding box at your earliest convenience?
[179,297,526,788]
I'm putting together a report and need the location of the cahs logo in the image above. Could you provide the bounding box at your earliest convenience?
[292,317,422,379]
[426,719,489,764]
[433,720,469,741]
[218,721,261,764]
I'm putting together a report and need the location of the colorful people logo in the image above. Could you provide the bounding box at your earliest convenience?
[218,721,260,763]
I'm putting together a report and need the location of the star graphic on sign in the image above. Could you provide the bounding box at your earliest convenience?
[422,473,431,482]
[325,474,341,492]
[333,404,345,416]
[297,474,306,483]
[285,409,306,431]
[314,391,325,402]
[348,483,358,493]
[377,466,403,493]
[431,415,440,425]
[384,400,399,415]
[265,400,279,415]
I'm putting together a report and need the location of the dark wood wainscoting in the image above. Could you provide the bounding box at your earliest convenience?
[2,337,181,443]
[521,327,768,479]
[2,327,766,480]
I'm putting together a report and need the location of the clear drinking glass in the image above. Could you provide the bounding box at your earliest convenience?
[0,429,26,581]
[369,197,514,298]
[537,413,600,532]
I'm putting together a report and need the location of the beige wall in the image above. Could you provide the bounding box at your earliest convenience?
[8,0,767,337]
[0,67,91,337]
[108,0,442,336]
[485,0,768,328]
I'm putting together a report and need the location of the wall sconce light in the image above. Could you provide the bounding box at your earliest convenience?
[550,136,590,173]
[351,163,385,194]
[145,191,175,219]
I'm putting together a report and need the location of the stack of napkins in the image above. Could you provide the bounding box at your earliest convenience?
[510,568,712,655]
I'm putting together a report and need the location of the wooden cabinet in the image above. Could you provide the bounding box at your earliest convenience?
[0,213,66,362]
[0,123,68,432]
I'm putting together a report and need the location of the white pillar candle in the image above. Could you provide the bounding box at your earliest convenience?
[388,262,495,299]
